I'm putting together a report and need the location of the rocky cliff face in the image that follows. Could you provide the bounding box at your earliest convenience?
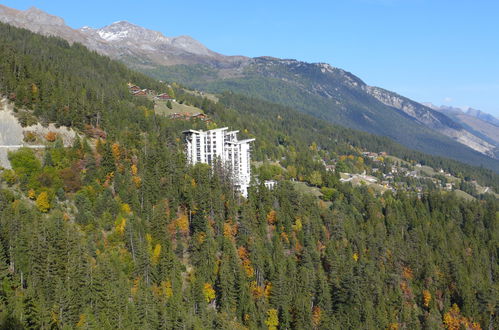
[365,87,461,130]
[466,108,499,127]
[363,86,499,158]
[426,103,499,148]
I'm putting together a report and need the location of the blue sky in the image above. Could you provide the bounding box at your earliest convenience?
[3,0,499,116]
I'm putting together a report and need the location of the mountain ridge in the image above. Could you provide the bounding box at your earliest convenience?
[1,4,498,169]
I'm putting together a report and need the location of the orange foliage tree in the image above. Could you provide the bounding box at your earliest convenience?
[267,210,277,225]
[443,304,481,330]
[45,131,57,142]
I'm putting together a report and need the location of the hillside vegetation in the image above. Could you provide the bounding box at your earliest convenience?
[144,59,499,172]
[0,22,498,329]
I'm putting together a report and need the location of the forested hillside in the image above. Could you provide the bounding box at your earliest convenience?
[141,59,499,172]
[0,22,498,329]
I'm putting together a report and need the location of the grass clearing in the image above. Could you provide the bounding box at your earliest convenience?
[291,181,332,207]
[154,100,204,116]
[183,89,219,103]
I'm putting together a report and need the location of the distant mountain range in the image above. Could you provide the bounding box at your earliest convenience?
[1,4,498,170]
[424,103,499,147]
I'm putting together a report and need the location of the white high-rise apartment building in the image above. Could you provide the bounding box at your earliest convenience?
[183,127,255,197]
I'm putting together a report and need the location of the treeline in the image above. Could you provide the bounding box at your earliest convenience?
[0,22,164,131]
[0,22,497,329]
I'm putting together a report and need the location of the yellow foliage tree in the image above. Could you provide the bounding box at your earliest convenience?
[76,314,86,328]
[131,164,138,176]
[264,281,272,299]
[352,252,359,262]
[237,246,254,277]
[203,283,216,302]
[176,212,189,234]
[402,266,413,280]
[111,143,120,160]
[280,232,289,244]
[121,203,132,214]
[388,323,399,330]
[132,176,142,188]
[265,309,279,330]
[267,210,277,225]
[292,218,302,232]
[151,244,161,265]
[31,83,39,97]
[36,191,50,212]
[250,281,264,299]
[28,189,36,200]
[162,280,173,298]
[422,289,431,308]
[223,220,237,241]
[443,304,481,330]
[131,277,140,296]
[115,217,127,235]
[312,306,322,328]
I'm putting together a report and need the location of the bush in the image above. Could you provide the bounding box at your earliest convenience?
[23,131,37,143]
[1,169,18,186]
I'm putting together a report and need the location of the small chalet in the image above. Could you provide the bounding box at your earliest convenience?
[169,113,184,120]
[133,89,148,96]
[192,113,208,120]
[155,93,175,101]
[128,85,141,93]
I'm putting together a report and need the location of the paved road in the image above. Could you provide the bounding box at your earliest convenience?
[0,145,45,148]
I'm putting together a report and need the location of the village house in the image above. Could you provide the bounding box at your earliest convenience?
[155,93,175,101]
[127,82,141,92]
[132,89,148,96]
[264,180,277,190]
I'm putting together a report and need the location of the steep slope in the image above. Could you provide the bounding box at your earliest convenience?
[150,58,499,168]
[0,5,115,56]
[427,104,499,147]
[0,5,246,67]
[1,4,497,170]
[466,108,499,126]
[0,23,498,329]
[79,21,247,67]
[365,87,498,159]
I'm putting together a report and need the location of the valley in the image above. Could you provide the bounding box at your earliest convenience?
[0,6,497,330]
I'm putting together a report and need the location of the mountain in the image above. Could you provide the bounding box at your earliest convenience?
[0,4,246,67]
[363,87,498,159]
[426,103,499,149]
[78,21,247,67]
[150,57,499,163]
[0,17,498,330]
[1,5,498,171]
[466,108,499,127]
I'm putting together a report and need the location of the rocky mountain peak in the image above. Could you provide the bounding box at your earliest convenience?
[169,35,213,56]
[84,20,170,43]
[24,6,65,26]
[0,5,66,27]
